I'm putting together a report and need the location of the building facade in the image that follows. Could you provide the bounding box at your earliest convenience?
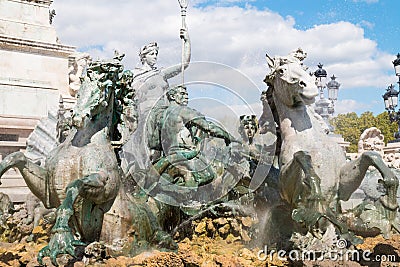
[0,0,75,202]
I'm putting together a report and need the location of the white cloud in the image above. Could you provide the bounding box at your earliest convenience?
[50,0,394,114]
[335,99,371,114]
[359,20,375,30]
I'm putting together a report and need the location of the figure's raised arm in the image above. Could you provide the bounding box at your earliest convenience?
[162,26,191,80]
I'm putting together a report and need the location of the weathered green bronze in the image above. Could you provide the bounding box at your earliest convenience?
[153,86,237,184]
[0,54,175,266]
[136,85,241,219]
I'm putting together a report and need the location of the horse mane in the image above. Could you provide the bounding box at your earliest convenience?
[264,49,309,86]
[259,85,282,157]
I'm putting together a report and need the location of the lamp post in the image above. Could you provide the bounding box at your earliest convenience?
[383,84,400,140]
[327,75,340,103]
[393,53,400,78]
[313,63,340,127]
[314,63,327,98]
[382,54,400,141]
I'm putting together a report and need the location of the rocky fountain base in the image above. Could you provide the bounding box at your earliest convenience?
[1,203,399,267]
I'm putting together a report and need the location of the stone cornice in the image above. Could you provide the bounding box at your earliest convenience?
[0,114,41,129]
[11,0,53,7]
[0,17,52,30]
[0,76,56,90]
[28,0,52,5]
[0,35,75,58]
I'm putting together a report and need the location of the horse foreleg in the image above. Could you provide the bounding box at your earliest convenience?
[281,151,361,242]
[280,151,322,206]
[38,172,118,266]
[38,177,84,266]
[281,151,336,237]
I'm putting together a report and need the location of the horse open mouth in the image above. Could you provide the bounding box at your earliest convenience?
[300,93,316,104]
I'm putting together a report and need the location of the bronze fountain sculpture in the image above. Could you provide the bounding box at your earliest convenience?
[0,6,399,261]
[263,50,400,244]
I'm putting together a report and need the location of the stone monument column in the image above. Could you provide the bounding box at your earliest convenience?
[0,0,75,202]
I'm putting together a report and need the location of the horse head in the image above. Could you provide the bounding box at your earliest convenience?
[72,60,123,129]
[264,51,318,108]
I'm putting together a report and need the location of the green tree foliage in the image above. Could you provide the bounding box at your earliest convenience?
[330,111,398,153]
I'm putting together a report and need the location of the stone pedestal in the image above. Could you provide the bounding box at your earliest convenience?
[329,133,350,152]
[0,0,75,202]
[383,141,400,154]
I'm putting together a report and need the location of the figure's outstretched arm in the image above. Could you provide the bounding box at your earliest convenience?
[161,27,191,80]
[189,116,237,145]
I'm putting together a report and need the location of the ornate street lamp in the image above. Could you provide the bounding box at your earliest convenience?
[393,53,400,77]
[314,63,328,98]
[383,84,398,111]
[383,84,400,140]
[327,75,340,102]
[382,53,400,141]
[313,64,340,127]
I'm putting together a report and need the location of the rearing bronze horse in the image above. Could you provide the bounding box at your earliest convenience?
[264,50,399,243]
[0,58,127,265]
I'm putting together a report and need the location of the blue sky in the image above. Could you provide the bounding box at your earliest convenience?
[259,0,399,54]
[52,0,400,118]
[251,0,400,50]
[194,0,399,53]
